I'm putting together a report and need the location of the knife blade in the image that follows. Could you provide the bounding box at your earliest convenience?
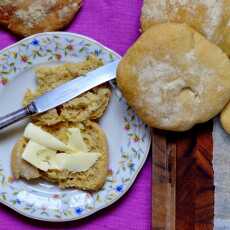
[0,60,119,129]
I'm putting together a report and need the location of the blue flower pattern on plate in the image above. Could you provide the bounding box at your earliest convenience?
[75,207,83,215]
[115,185,123,193]
[31,39,39,46]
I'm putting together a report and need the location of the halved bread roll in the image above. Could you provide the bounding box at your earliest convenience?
[11,121,108,191]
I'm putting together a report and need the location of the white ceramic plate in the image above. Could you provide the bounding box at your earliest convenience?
[0,32,151,222]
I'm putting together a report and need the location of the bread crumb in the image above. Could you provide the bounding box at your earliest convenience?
[23,55,111,126]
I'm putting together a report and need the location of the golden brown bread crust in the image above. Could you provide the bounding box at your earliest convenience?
[0,1,17,26]
[0,0,82,36]
[117,23,230,131]
[141,0,230,56]
[11,137,40,180]
[220,102,230,134]
[11,121,108,191]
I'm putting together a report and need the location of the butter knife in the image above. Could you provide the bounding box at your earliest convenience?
[0,60,119,129]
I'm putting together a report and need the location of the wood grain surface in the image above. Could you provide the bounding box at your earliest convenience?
[152,121,214,230]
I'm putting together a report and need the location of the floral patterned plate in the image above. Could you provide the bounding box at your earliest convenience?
[0,32,151,222]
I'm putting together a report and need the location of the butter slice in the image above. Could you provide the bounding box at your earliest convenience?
[56,152,101,172]
[22,142,100,172]
[22,140,58,171]
[22,123,101,172]
[67,128,88,152]
[24,123,71,152]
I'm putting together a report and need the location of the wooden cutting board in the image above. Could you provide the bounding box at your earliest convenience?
[152,121,214,229]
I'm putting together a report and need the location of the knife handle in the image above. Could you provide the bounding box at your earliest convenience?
[0,103,36,129]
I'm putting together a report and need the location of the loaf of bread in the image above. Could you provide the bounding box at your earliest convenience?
[141,0,230,56]
[117,23,230,131]
[11,121,108,191]
[220,102,230,134]
[0,0,82,36]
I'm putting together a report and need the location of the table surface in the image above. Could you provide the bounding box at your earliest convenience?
[0,0,151,229]
[152,123,214,229]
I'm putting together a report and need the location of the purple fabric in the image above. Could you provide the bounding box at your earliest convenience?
[0,1,151,229]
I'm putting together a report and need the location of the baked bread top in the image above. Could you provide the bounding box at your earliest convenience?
[117,23,230,131]
[141,0,230,56]
[0,0,81,36]
[220,102,230,134]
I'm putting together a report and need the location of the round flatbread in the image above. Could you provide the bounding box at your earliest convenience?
[141,0,230,56]
[0,0,81,36]
[220,102,230,133]
[11,121,108,191]
[117,23,230,131]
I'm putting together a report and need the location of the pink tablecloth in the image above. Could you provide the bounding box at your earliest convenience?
[0,1,151,229]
